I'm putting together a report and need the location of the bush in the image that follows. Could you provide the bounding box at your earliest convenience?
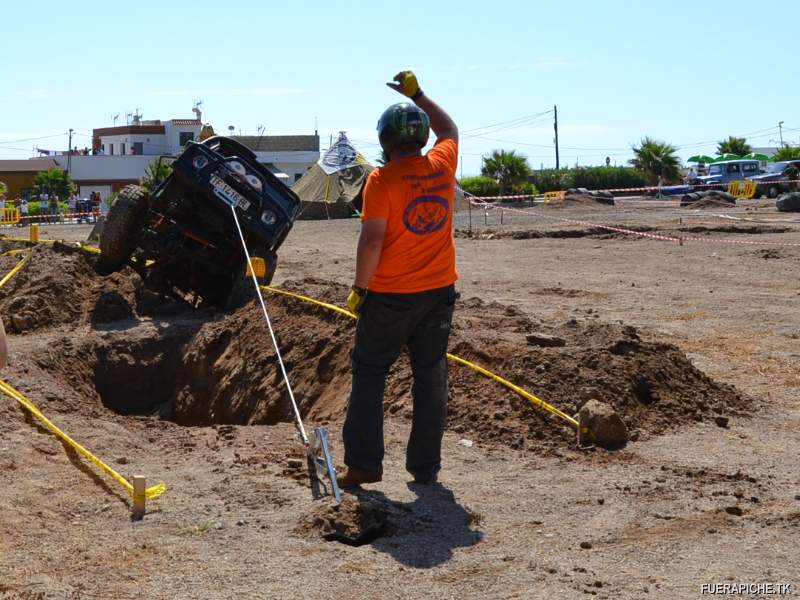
[511,181,538,195]
[27,201,69,217]
[571,166,646,190]
[529,166,645,192]
[460,175,500,197]
[528,169,572,193]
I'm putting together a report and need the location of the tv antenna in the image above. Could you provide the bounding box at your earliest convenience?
[112,113,120,126]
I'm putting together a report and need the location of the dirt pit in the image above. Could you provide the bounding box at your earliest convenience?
[4,243,749,452]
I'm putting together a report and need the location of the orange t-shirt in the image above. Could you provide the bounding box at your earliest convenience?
[362,138,459,293]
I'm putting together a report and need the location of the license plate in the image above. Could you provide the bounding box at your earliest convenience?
[210,173,251,211]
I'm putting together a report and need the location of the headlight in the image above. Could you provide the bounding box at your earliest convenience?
[193,156,208,169]
[228,161,246,176]
[246,174,262,192]
[261,210,277,226]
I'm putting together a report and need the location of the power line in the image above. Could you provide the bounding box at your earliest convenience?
[0,133,67,144]
[462,109,553,134]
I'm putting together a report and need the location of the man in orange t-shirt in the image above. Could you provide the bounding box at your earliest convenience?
[339,71,459,488]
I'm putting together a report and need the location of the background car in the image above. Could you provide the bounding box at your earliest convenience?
[747,161,800,198]
[689,159,761,190]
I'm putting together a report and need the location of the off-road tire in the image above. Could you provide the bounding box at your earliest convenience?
[776,192,800,212]
[95,185,148,276]
[767,184,780,199]
[224,252,278,309]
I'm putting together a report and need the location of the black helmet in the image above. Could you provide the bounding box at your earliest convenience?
[377,103,430,156]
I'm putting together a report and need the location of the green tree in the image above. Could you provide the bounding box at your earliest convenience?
[628,137,682,185]
[771,146,800,161]
[0,181,7,197]
[717,136,752,156]
[481,149,532,194]
[33,168,74,199]
[140,158,174,191]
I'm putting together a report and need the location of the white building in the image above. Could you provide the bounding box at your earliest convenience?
[29,111,322,200]
[231,135,320,183]
[93,115,203,157]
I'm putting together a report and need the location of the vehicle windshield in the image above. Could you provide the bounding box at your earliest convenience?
[708,165,723,175]
[768,162,787,174]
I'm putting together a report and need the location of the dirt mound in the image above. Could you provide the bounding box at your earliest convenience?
[0,243,142,333]
[544,193,615,208]
[455,226,654,241]
[296,495,389,546]
[3,243,748,451]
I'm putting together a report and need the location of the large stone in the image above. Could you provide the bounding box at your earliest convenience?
[578,399,628,448]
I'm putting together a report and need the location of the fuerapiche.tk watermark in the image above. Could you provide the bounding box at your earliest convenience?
[701,582,793,596]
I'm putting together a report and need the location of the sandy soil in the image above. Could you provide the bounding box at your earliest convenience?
[1,198,799,599]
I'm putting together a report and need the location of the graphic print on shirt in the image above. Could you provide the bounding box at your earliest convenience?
[403,194,449,234]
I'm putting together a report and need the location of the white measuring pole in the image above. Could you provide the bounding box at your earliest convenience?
[228,204,308,446]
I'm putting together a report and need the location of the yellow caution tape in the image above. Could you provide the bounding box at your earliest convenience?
[0,235,101,255]
[261,285,356,319]
[445,353,578,427]
[0,379,166,500]
[261,285,578,429]
[0,248,31,257]
[0,251,32,290]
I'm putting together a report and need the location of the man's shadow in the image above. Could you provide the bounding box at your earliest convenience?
[349,481,483,569]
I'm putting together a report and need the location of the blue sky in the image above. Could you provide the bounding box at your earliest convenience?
[1,0,798,175]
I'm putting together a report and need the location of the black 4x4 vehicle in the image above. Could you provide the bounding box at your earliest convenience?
[95,136,302,305]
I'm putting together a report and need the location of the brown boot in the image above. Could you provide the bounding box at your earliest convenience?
[337,467,383,488]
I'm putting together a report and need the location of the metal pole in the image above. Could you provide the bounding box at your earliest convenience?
[67,128,73,174]
[553,106,560,170]
[778,121,784,147]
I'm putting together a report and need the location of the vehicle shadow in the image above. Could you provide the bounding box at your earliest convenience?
[352,481,484,568]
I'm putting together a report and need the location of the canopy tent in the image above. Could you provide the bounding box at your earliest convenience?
[292,133,374,219]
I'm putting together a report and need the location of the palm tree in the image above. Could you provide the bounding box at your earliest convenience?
[771,146,800,161]
[628,137,682,185]
[140,159,173,191]
[717,136,752,156]
[481,149,531,194]
[33,168,74,199]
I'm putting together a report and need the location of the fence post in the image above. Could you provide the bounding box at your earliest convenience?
[132,475,146,520]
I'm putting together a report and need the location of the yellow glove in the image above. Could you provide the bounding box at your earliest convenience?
[387,71,423,100]
[346,286,367,316]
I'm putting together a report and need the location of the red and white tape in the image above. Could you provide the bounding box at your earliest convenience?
[468,198,800,248]
[469,178,800,200]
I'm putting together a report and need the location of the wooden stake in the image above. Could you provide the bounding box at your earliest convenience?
[132,475,146,520]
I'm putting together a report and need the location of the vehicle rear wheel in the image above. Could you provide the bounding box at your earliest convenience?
[95,185,149,276]
[767,185,780,199]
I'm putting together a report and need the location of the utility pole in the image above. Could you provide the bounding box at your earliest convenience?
[553,105,560,170]
[67,128,74,174]
[778,121,785,147]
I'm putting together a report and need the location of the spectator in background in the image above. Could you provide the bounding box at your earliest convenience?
[49,194,59,224]
[18,197,28,226]
[68,194,77,221]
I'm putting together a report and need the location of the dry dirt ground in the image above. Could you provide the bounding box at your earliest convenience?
[1,198,799,599]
